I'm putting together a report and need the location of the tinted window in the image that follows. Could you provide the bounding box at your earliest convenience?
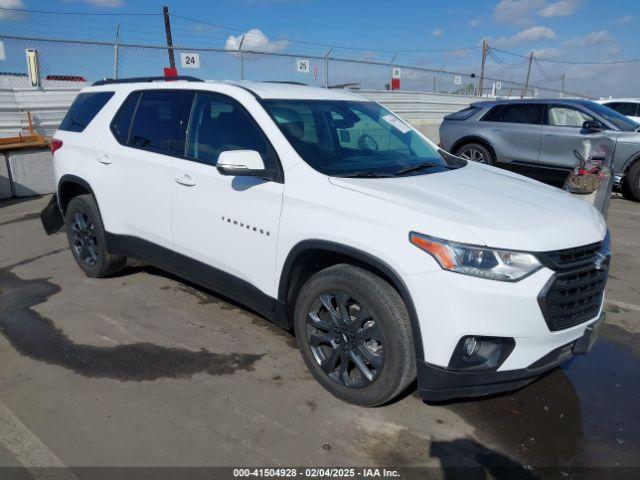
[480,105,502,122]
[480,104,543,124]
[59,91,114,132]
[445,106,479,120]
[129,90,186,154]
[547,106,594,127]
[606,102,637,117]
[110,91,140,144]
[500,104,543,124]
[185,92,271,165]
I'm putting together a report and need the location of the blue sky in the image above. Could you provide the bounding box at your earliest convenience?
[0,0,638,96]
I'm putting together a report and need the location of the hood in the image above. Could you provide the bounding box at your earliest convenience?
[329,163,606,252]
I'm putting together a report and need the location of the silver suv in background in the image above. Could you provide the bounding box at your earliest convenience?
[439,99,640,200]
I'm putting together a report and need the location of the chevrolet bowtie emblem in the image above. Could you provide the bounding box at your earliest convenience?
[594,252,610,271]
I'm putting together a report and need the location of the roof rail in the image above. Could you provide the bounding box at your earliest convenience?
[92,76,204,86]
[261,81,307,86]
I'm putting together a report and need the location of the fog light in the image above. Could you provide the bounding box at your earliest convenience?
[464,337,480,357]
[449,336,516,371]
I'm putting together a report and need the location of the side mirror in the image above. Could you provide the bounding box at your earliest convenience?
[217,150,273,179]
[582,120,603,133]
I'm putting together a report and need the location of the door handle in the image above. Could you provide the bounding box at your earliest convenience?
[97,154,112,165]
[175,174,196,187]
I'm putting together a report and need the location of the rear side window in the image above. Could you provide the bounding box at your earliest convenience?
[605,102,637,117]
[128,90,186,154]
[59,91,114,132]
[481,104,543,124]
[444,106,479,121]
[110,91,140,144]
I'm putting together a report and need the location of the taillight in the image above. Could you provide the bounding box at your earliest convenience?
[50,138,63,155]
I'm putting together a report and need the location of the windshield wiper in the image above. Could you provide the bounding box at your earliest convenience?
[393,162,444,176]
[337,171,394,178]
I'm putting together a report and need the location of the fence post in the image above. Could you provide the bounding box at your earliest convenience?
[522,51,534,98]
[478,40,488,97]
[239,35,245,80]
[113,24,120,79]
[324,48,332,88]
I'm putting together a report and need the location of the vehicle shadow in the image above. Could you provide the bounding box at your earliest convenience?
[430,438,539,479]
[112,261,300,349]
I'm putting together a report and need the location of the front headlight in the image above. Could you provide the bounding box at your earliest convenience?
[409,232,542,281]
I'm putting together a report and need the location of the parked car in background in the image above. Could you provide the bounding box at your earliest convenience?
[440,99,640,201]
[41,78,609,405]
[596,98,640,123]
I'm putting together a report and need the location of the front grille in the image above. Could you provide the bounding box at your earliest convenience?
[538,241,602,271]
[537,241,609,331]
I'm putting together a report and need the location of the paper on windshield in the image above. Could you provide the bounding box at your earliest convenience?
[382,114,411,134]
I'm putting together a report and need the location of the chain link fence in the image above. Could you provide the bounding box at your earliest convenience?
[0,34,588,99]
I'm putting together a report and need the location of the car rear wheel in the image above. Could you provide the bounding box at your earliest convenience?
[294,264,416,406]
[621,161,640,202]
[455,143,494,165]
[65,195,126,277]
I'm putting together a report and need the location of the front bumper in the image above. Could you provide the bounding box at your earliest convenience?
[417,312,604,402]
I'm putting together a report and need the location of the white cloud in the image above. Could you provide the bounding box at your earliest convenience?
[445,49,469,59]
[565,30,612,47]
[493,0,582,23]
[539,0,581,18]
[493,25,556,46]
[0,0,25,19]
[80,0,124,6]
[432,28,444,37]
[512,25,556,42]
[613,15,632,24]
[192,23,218,33]
[532,47,564,58]
[493,0,545,23]
[607,46,620,57]
[468,18,481,27]
[225,29,288,53]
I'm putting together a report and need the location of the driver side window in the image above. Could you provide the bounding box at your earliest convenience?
[185,93,270,166]
[548,106,595,128]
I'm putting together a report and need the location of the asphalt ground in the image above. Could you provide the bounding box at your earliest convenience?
[0,194,638,479]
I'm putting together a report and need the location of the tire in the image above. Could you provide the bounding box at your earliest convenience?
[64,195,126,277]
[455,142,494,165]
[621,161,640,202]
[293,264,416,406]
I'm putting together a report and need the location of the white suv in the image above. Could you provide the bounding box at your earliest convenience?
[597,98,640,123]
[41,77,610,405]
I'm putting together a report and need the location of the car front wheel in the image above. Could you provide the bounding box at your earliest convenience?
[455,143,494,165]
[294,264,416,406]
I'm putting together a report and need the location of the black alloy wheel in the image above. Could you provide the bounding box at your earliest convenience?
[306,291,384,388]
[69,210,100,267]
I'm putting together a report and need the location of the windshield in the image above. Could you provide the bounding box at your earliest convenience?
[262,100,463,177]
[587,101,639,131]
